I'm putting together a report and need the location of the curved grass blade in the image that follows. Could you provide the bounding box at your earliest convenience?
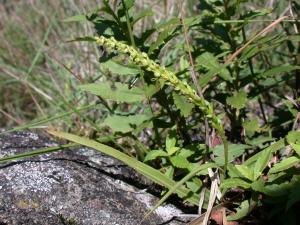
[47,130,200,205]
[0,143,75,163]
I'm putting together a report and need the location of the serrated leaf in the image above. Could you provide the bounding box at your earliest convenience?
[173,92,194,117]
[226,90,248,110]
[170,155,190,168]
[196,52,232,81]
[102,114,149,133]
[256,182,290,197]
[79,82,145,103]
[253,148,272,180]
[227,200,250,221]
[144,150,169,162]
[101,60,140,76]
[165,130,177,152]
[167,146,180,156]
[243,118,260,136]
[221,178,251,191]
[178,148,194,158]
[269,156,300,174]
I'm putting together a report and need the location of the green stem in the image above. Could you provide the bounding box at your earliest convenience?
[121,0,135,47]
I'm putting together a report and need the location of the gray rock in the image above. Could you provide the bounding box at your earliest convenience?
[0,132,187,225]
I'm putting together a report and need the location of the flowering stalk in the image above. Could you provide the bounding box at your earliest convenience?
[91,36,228,171]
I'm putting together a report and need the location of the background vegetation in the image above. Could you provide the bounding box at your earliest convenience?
[0,0,300,224]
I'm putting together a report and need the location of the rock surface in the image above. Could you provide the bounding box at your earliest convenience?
[0,132,187,225]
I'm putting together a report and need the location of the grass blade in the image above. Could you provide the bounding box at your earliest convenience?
[47,130,200,205]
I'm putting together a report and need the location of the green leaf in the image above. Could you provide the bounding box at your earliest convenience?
[165,130,177,153]
[178,148,194,158]
[290,143,300,156]
[79,82,145,103]
[235,164,254,181]
[47,130,200,205]
[287,131,300,144]
[167,146,180,156]
[213,143,249,166]
[253,148,272,180]
[221,178,251,191]
[145,162,217,218]
[143,84,160,98]
[102,114,150,133]
[243,118,260,136]
[132,9,154,25]
[173,92,194,117]
[250,177,265,192]
[226,90,248,110]
[148,26,177,54]
[196,52,232,82]
[170,155,190,168]
[186,178,202,193]
[144,150,169,162]
[258,65,300,78]
[101,60,140,76]
[269,156,300,174]
[227,200,250,221]
[244,139,285,166]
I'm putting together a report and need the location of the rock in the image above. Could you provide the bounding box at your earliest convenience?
[0,132,187,225]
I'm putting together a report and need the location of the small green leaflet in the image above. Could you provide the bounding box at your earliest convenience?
[226,90,248,110]
[144,150,169,162]
[243,118,260,136]
[170,155,190,168]
[196,52,232,82]
[79,82,145,103]
[102,114,150,133]
[173,92,194,117]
